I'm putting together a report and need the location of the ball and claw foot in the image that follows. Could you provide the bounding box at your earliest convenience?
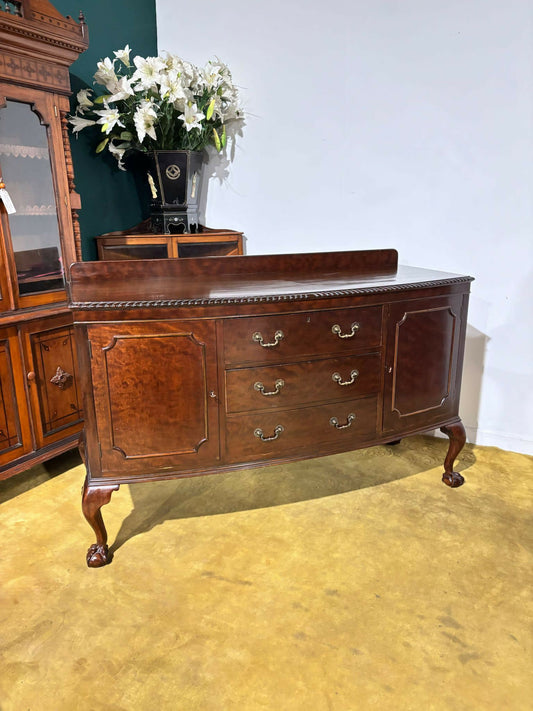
[440,421,466,488]
[442,471,465,488]
[86,543,112,568]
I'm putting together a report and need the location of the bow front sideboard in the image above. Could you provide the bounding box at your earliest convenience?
[68,249,473,567]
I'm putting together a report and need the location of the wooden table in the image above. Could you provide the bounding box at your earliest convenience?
[69,249,473,567]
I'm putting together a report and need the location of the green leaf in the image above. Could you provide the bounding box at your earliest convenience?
[120,131,133,141]
[221,125,227,149]
[93,94,110,105]
[95,137,109,153]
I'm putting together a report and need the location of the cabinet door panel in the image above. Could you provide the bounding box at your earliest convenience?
[24,322,83,448]
[382,295,467,433]
[0,327,32,469]
[87,321,219,477]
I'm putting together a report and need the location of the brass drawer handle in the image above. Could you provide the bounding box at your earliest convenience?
[254,378,285,396]
[252,330,284,348]
[332,369,359,386]
[329,413,356,430]
[331,322,360,339]
[254,424,284,442]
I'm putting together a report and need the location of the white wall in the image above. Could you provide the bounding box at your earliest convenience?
[157,0,533,455]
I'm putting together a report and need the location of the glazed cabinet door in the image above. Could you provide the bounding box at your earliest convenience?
[382,294,468,434]
[21,316,83,449]
[84,320,220,478]
[0,326,32,472]
[0,85,75,309]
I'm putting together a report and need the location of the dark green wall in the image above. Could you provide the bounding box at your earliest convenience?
[53,1,157,259]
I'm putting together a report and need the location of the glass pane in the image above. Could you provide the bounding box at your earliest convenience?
[0,100,64,296]
[178,241,238,258]
[101,243,169,260]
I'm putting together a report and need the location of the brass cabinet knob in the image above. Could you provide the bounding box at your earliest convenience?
[27,371,36,382]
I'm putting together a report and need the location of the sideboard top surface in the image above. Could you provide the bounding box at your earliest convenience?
[68,249,473,308]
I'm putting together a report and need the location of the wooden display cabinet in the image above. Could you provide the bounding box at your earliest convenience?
[0,0,88,479]
[95,225,244,261]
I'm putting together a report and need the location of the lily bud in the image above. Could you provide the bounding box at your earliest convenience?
[206,98,215,121]
[96,137,109,153]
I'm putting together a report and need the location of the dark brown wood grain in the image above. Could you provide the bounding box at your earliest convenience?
[71,249,473,566]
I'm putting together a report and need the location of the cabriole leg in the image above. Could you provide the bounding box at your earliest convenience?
[440,421,466,488]
[82,475,119,567]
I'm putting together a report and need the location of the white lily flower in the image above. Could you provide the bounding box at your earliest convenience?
[133,100,158,143]
[113,45,131,67]
[69,115,96,133]
[108,140,130,170]
[159,72,190,107]
[131,55,166,91]
[107,76,135,103]
[94,102,125,134]
[75,88,94,114]
[179,102,205,132]
[70,49,243,156]
[93,57,118,90]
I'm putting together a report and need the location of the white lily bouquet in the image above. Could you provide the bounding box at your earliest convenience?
[69,45,244,170]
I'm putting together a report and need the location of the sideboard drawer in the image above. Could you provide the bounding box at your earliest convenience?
[223,306,383,365]
[225,352,381,414]
[225,396,378,463]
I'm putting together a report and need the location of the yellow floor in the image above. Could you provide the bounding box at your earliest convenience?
[0,436,531,710]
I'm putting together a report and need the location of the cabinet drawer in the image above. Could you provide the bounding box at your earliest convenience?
[223,306,382,365]
[225,352,381,414]
[225,396,378,463]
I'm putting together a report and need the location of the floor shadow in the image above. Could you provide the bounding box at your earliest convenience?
[109,435,477,556]
[0,449,83,504]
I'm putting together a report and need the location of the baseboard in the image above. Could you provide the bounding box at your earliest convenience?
[433,425,533,456]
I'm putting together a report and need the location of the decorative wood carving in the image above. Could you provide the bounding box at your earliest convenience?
[69,276,474,311]
[0,1,88,93]
[50,365,72,389]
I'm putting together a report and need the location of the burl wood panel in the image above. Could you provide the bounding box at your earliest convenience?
[383,295,467,432]
[87,321,220,476]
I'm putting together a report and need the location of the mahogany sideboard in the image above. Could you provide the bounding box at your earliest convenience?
[68,249,474,567]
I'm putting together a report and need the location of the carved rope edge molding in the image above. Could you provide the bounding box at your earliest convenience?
[69,276,474,310]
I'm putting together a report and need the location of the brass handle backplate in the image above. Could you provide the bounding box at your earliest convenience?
[254,424,284,442]
[252,330,284,348]
[329,413,356,430]
[332,369,359,386]
[331,322,360,339]
[254,379,285,396]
